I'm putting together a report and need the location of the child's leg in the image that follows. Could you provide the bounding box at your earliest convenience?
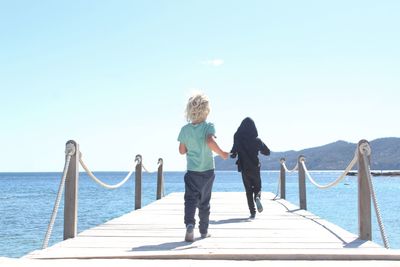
[241,171,256,216]
[252,169,263,212]
[198,170,215,235]
[184,172,199,227]
[253,169,262,200]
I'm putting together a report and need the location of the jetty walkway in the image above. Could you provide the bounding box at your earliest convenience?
[2,139,399,266]
[24,192,400,262]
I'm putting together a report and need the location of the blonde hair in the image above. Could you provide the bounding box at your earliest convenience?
[185,92,210,123]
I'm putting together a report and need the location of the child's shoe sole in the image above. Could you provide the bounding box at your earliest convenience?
[255,197,263,213]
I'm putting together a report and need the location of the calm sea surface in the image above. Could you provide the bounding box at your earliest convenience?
[0,171,399,258]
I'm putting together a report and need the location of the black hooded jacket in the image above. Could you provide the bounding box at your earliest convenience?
[230,117,270,172]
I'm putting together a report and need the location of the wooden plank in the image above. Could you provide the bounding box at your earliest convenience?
[25,192,400,261]
[4,258,400,267]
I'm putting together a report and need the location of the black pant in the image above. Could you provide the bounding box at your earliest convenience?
[241,168,261,215]
[184,169,215,234]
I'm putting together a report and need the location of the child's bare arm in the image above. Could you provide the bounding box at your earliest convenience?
[179,143,187,155]
[207,135,229,159]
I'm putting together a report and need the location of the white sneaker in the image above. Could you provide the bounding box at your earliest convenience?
[185,224,194,242]
[255,197,263,213]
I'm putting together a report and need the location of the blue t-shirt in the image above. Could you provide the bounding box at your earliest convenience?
[178,121,216,172]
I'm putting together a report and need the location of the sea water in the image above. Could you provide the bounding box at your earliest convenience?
[0,171,399,258]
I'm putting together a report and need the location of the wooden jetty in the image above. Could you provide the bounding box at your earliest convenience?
[24,192,400,262]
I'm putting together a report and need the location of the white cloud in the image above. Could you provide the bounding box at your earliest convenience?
[202,59,224,67]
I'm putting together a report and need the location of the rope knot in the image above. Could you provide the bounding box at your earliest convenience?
[65,142,76,156]
[135,154,142,164]
[158,158,163,166]
[359,142,371,156]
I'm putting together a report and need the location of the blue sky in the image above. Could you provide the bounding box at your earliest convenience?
[1,1,399,171]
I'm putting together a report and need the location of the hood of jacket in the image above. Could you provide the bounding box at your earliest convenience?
[235,117,258,140]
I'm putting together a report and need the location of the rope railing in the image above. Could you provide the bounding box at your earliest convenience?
[277,140,390,249]
[142,159,164,172]
[299,153,358,189]
[281,160,299,173]
[79,153,137,189]
[360,144,390,249]
[42,142,76,249]
[273,174,281,200]
[79,154,137,189]
[43,140,165,249]
[142,161,159,173]
[278,158,298,199]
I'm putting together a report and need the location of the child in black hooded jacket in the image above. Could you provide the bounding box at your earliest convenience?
[230,117,270,219]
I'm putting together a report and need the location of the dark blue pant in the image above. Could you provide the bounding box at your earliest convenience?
[241,167,262,215]
[184,169,215,234]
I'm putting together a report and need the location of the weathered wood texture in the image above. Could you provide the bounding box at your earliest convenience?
[156,159,163,200]
[26,192,400,261]
[63,141,79,240]
[298,156,307,210]
[134,155,142,210]
[279,160,286,199]
[358,140,372,240]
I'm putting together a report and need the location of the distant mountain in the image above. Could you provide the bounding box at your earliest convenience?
[215,137,400,171]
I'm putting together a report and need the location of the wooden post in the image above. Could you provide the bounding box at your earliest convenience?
[280,158,286,199]
[157,158,164,200]
[358,139,372,240]
[64,140,79,240]
[298,155,307,210]
[135,154,142,210]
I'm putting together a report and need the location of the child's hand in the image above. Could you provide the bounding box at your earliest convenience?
[221,151,229,160]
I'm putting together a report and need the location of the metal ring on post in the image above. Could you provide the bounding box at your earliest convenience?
[359,141,372,157]
[135,154,142,164]
[65,140,77,156]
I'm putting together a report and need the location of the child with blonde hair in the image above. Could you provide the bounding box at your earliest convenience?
[178,92,229,242]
